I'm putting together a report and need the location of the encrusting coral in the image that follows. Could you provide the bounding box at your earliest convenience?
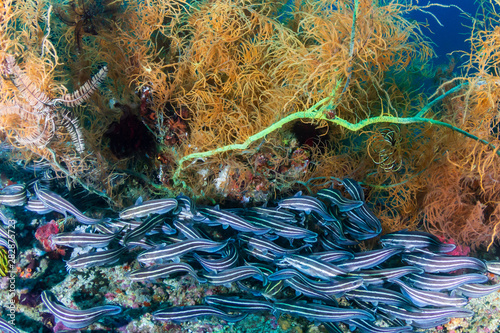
[1,0,500,251]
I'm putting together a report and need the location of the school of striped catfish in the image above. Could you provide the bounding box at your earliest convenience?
[1,172,500,333]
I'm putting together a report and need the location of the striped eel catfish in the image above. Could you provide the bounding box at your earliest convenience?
[34,182,104,224]
[337,247,402,272]
[0,317,19,333]
[26,199,53,214]
[273,301,375,322]
[380,230,457,253]
[50,231,119,248]
[153,306,248,323]
[238,234,311,255]
[193,243,239,273]
[128,262,207,283]
[390,278,468,307]
[344,319,413,333]
[455,283,500,298]
[41,291,121,329]
[121,215,166,245]
[0,184,26,207]
[316,188,364,212]
[137,238,230,264]
[403,272,489,291]
[119,197,178,220]
[66,247,127,272]
[275,254,347,280]
[277,193,336,221]
[204,265,268,286]
[401,253,487,273]
[204,296,274,313]
[198,206,270,235]
[377,304,474,325]
[345,286,413,307]
[486,260,500,275]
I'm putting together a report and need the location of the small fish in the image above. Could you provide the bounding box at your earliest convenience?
[0,184,26,207]
[275,254,347,280]
[277,193,336,221]
[317,188,363,212]
[204,296,274,312]
[153,305,247,323]
[377,304,473,324]
[403,272,488,291]
[239,234,311,255]
[121,215,166,245]
[309,250,355,263]
[137,238,229,264]
[193,243,239,273]
[273,300,374,322]
[0,317,19,333]
[34,183,103,224]
[345,319,413,333]
[119,197,178,220]
[346,286,413,307]
[402,253,487,273]
[198,206,270,235]
[173,219,203,240]
[66,247,127,272]
[347,267,424,285]
[455,283,500,298]
[25,199,53,214]
[243,215,317,243]
[204,265,267,286]
[51,231,118,248]
[128,262,206,283]
[342,178,365,201]
[390,278,467,307]
[380,230,456,253]
[337,248,401,272]
[485,260,500,276]
[41,291,121,329]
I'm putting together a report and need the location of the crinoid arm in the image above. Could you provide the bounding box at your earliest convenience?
[1,55,53,112]
[57,109,85,153]
[55,66,108,107]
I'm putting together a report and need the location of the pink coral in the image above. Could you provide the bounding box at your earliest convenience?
[35,220,60,252]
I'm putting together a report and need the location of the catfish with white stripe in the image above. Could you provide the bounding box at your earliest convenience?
[273,300,375,322]
[119,197,178,220]
[345,286,413,307]
[26,199,53,214]
[401,253,487,273]
[377,304,473,324]
[347,266,424,285]
[454,282,500,298]
[344,319,413,333]
[193,243,239,273]
[380,229,456,253]
[121,214,166,245]
[486,260,500,275]
[238,234,311,255]
[51,231,119,248]
[317,188,363,212]
[128,262,207,283]
[0,184,26,206]
[66,247,127,272]
[243,214,317,242]
[277,192,336,221]
[403,272,488,291]
[204,265,267,286]
[0,317,19,333]
[153,306,247,323]
[342,178,365,201]
[204,296,274,312]
[198,206,270,235]
[390,278,468,307]
[41,291,121,329]
[34,182,103,224]
[337,247,402,272]
[275,254,347,280]
[137,238,230,264]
